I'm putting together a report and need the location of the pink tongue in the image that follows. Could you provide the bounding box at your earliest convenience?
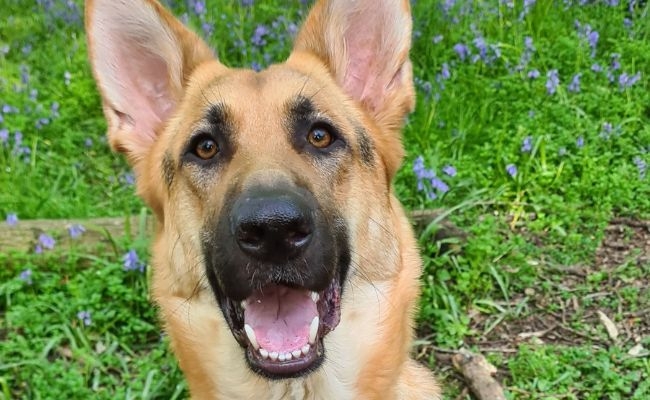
[244,285,317,353]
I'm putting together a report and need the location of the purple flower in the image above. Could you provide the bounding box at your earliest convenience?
[84,138,93,148]
[123,249,145,272]
[191,0,205,16]
[587,31,599,58]
[521,136,533,153]
[610,54,621,71]
[591,63,602,72]
[576,136,585,148]
[431,177,449,193]
[251,24,270,47]
[506,164,518,178]
[251,61,262,72]
[528,69,540,79]
[440,63,451,80]
[0,128,8,145]
[120,172,135,186]
[568,73,582,93]
[68,224,85,239]
[546,69,559,95]
[241,0,254,6]
[520,0,536,19]
[38,233,56,250]
[6,213,18,226]
[19,269,33,285]
[202,21,214,37]
[453,43,469,61]
[634,156,647,179]
[432,35,444,44]
[619,72,641,90]
[51,102,60,117]
[442,165,457,177]
[77,311,92,326]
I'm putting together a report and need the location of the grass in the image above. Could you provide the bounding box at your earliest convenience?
[1,0,649,398]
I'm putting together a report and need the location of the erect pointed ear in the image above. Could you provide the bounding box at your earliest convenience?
[85,0,215,166]
[291,0,415,134]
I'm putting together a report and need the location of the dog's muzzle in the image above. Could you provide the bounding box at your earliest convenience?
[203,184,349,379]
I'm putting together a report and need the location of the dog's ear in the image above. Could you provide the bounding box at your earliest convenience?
[292,0,415,136]
[85,0,215,165]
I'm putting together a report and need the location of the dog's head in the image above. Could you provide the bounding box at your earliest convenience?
[86,0,414,379]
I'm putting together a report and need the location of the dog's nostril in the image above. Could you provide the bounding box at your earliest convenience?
[231,193,314,261]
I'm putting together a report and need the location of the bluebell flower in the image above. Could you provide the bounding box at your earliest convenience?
[527,69,540,79]
[633,156,647,179]
[568,73,581,93]
[38,233,56,250]
[591,63,602,72]
[19,269,33,285]
[6,213,18,226]
[521,136,533,153]
[0,128,8,145]
[251,24,270,47]
[432,35,443,44]
[576,136,584,148]
[442,165,457,177]
[618,72,641,89]
[506,164,517,178]
[546,69,559,95]
[77,311,92,326]
[123,249,145,272]
[453,43,469,61]
[68,224,85,239]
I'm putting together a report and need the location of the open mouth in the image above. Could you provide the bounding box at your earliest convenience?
[221,278,342,378]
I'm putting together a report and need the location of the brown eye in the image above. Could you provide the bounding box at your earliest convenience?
[307,128,333,149]
[195,138,219,159]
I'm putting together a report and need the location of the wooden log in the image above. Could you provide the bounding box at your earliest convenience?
[0,215,156,253]
[0,209,463,252]
[452,350,507,400]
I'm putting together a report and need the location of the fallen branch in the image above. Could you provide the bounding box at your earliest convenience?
[0,209,465,252]
[452,350,507,400]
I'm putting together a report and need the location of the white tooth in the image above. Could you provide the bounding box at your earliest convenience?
[309,316,319,344]
[241,301,247,310]
[270,351,278,361]
[244,324,259,350]
[310,292,320,302]
[285,352,292,361]
[301,344,310,355]
[292,349,301,358]
[279,353,286,362]
[260,348,269,359]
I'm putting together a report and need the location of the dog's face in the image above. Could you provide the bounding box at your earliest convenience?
[86,0,414,380]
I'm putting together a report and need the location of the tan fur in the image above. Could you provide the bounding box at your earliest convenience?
[86,0,441,398]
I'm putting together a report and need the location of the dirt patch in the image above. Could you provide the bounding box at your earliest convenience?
[469,217,650,351]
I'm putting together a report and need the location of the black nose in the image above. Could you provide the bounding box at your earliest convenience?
[231,190,314,262]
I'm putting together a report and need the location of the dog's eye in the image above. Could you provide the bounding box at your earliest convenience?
[195,138,219,159]
[307,128,334,149]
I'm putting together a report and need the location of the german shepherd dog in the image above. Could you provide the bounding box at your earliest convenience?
[85,0,441,398]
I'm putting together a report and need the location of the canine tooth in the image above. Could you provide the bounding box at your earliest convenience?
[309,316,319,344]
[310,292,320,302]
[278,353,286,362]
[285,352,292,361]
[270,351,279,361]
[244,324,259,350]
[241,301,247,310]
[292,349,301,358]
[259,348,269,359]
[301,344,310,355]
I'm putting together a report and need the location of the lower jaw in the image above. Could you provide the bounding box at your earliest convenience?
[245,340,325,379]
